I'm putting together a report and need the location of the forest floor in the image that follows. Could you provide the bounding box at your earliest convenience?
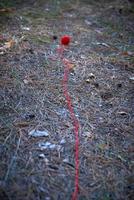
[0,0,134,199]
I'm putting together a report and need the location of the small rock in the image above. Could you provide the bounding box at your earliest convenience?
[0,51,4,55]
[86,79,91,83]
[96,42,110,47]
[38,141,61,150]
[21,26,30,31]
[23,79,30,84]
[129,77,134,81]
[63,158,69,163]
[80,55,86,59]
[45,197,51,200]
[29,129,49,137]
[117,154,126,162]
[39,142,53,150]
[89,73,95,79]
[117,111,128,116]
[45,8,50,11]
[60,138,66,144]
[39,153,46,158]
[39,154,49,164]
[85,19,92,26]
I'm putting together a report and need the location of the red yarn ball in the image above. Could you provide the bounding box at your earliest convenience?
[61,35,71,45]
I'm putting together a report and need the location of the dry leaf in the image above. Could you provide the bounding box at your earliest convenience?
[121,51,134,56]
[4,39,14,49]
[14,121,31,127]
[68,63,75,69]
[84,131,94,139]
[0,8,15,13]
[0,39,15,53]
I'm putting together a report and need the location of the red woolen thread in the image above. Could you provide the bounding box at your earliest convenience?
[57,36,80,199]
[62,58,80,199]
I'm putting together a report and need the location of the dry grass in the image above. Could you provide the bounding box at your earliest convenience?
[0,0,134,199]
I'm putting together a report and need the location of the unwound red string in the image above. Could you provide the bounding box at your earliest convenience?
[62,58,80,200]
[57,41,80,199]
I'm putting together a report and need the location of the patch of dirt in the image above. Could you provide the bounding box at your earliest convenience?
[0,0,134,199]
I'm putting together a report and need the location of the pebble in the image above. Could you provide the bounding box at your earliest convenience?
[29,129,49,137]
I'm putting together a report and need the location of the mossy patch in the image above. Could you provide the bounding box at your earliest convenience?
[28,34,51,45]
[22,9,61,21]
